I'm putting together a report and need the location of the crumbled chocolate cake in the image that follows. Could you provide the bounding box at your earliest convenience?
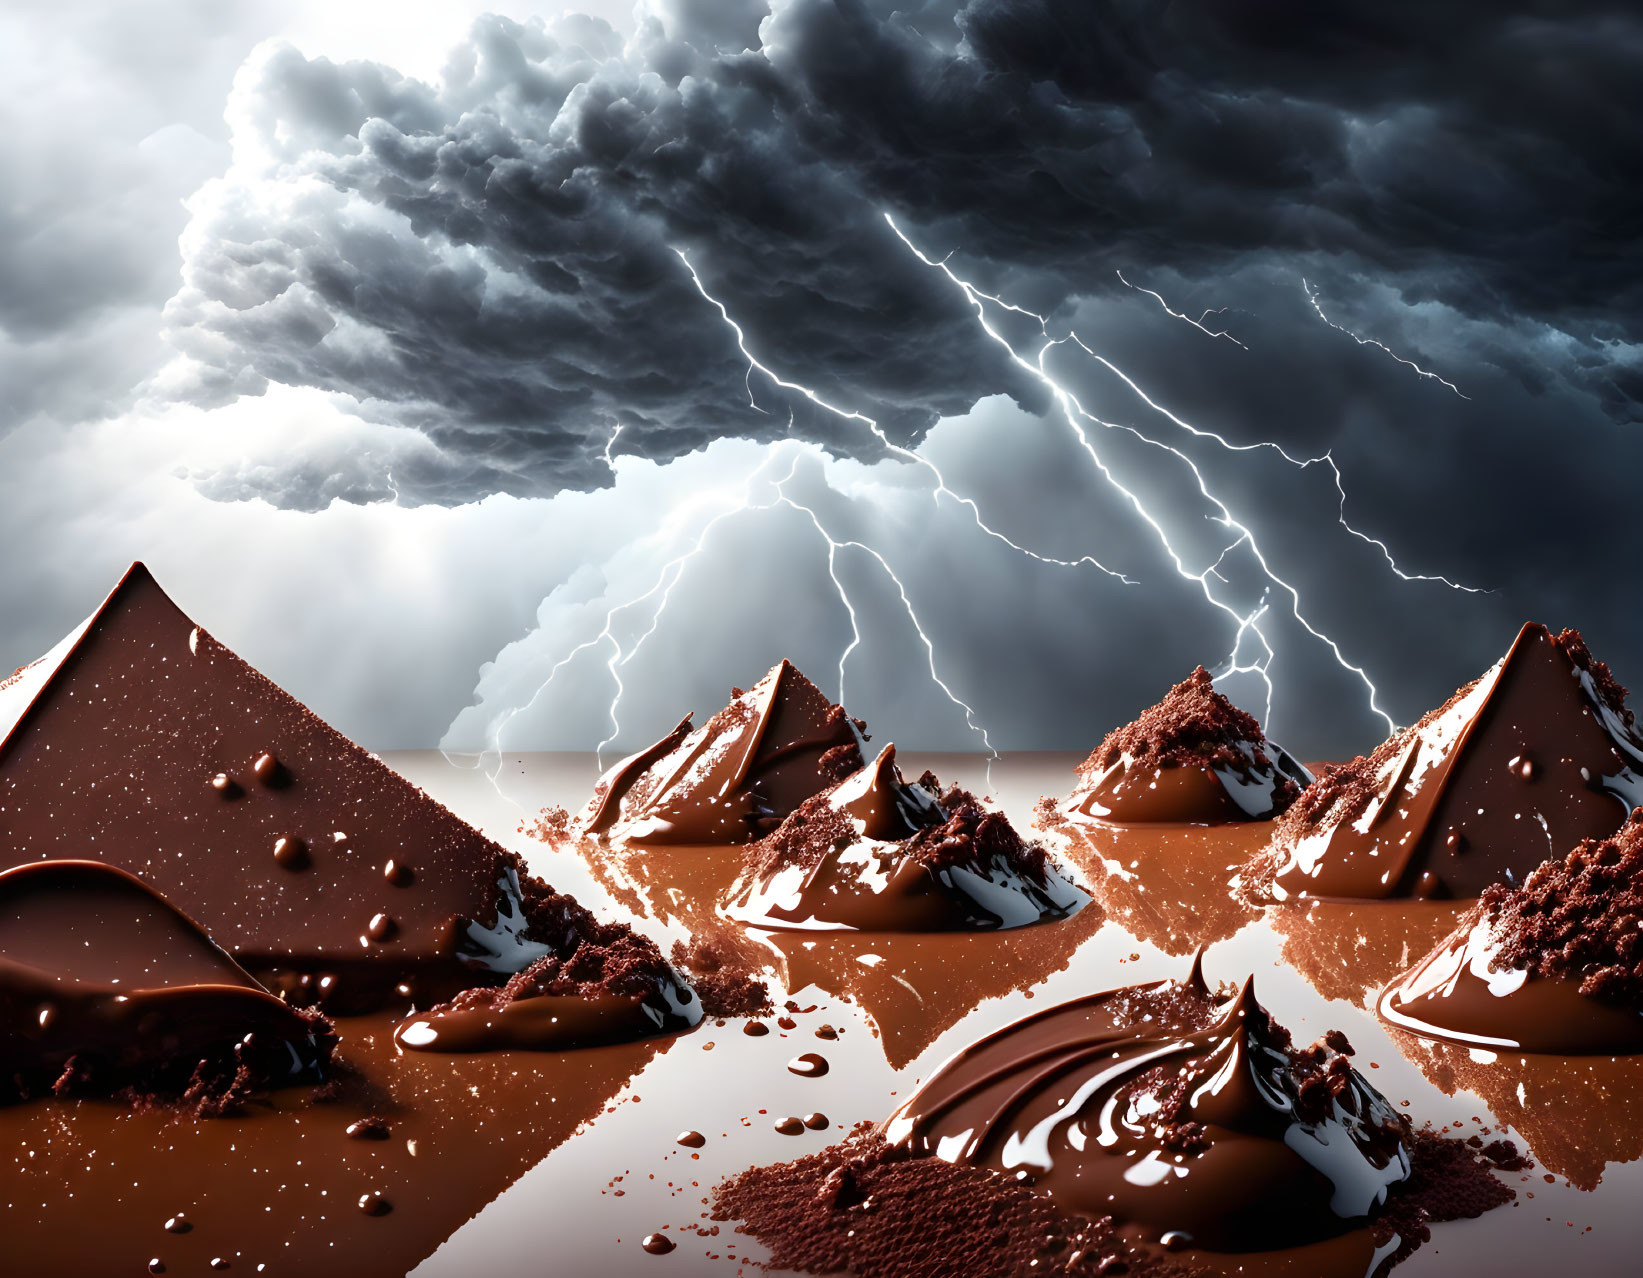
[1370,1129,1522,1267]
[1481,810,1643,1005]
[427,927,680,1013]
[670,939,773,1019]
[1081,666,1292,788]
[520,805,572,843]
[711,1126,1184,1278]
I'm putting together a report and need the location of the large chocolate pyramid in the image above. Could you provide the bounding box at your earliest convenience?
[0,563,694,1019]
[1246,622,1643,901]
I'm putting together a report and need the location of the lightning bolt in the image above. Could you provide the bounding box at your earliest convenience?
[886,212,1417,736]
[1303,279,1469,399]
[603,422,624,473]
[1116,270,1248,350]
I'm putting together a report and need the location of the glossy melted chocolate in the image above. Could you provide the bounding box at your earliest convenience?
[580,660,864,844]
[884,965,1410,1257]
[724,744,1086,932]
[0,860,331,1101]
[1252,623,1643,901]
[0,564,677,1016]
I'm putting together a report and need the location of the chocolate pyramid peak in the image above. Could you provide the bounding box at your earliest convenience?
[0,563,696,1026]
[1248,621,1643,902]
[579,659,867,844]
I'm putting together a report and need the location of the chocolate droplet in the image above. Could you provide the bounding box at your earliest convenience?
[163,1215,190,1235]
[346,1118,391,1141]
[777,1016,797,1030]
[641,1234,676,1255]
[383,859,414,887]
[367,913,397,942]
[148,1262,165,1275]
[1161,1231,1192,1252]
[36,1003,56,1031]
[788,1052,829,1078]
[1509,754,1538,782]
[209,773,241,799]
[358,1191,392,1217]
[1414,870,1451,900]
[803,1113,829,1130]
[209,1260,230,1272]
[814,1025,838,1040]
[774,1116,805,1135]
[252,752,288,787]
[1444,828,1468,855]
[272,835,309,870]
[676,1131,706,1148]
[742,1021,769,1037]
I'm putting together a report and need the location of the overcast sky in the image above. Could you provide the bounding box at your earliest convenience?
[1,1,1639,761]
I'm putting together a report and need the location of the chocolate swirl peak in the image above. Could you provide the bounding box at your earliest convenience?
[580,660,866,844]
[723,744,1086,932]
[1067,667,1311,824]
[884,961,1409,1254]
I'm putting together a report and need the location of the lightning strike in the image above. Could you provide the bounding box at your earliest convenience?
[1116,270,1248,349]
[603,422,624,473]
[1303,279,1469,398]
[886,212,1408,737]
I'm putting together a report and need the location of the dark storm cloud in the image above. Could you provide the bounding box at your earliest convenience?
[164,0,1641,506]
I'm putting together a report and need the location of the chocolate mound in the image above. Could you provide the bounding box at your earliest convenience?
[723,743,1086,932]
[715,960,1518,1276]
[883,962,1409,1257]
[1068,667,1311,824]
[1246,622,1643,902]
[579,659,866,844]
[0,563,697,1028]
[0,860,335,1111]
[394,925,693,1053]
[1379,810,1643,1053]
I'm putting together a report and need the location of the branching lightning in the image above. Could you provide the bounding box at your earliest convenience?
[468,215,1490,799]
[1303,279,1469,399]
[1116,270,1248,349]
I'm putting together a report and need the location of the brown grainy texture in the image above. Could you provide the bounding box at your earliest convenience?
[519,805,571,842]
[1081,667,1292,792]
[1553,628,1633,725]
[711,1126,1190,1278]
[671,939,773,1018]
[817,705,870,783]
[743,773,1054,889]
[1480,809,1643,1006]
[423,926,679,1014]
[1370,1129,1523,1272]
[36,1004,337,1119]
[1033,794,1063,829]
[0,663,28,694]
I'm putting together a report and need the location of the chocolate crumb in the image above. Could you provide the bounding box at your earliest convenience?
[670,939,773,1018]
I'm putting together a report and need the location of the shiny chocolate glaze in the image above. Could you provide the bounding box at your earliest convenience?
[884,965,1409,1256]
[1251,623,1643,902]
[724,744,1087,932]
[580,660,864,844]
[0,860,331,1101]
[1379,914,1643,1054]
[0,564,682,1016]
[1068,744,1312,825]
[0,1010,672,1275]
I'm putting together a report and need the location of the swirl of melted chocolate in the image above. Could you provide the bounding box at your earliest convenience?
[723,744,1086,932]
[884,963,1409,1254]
[580,660,866,845]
